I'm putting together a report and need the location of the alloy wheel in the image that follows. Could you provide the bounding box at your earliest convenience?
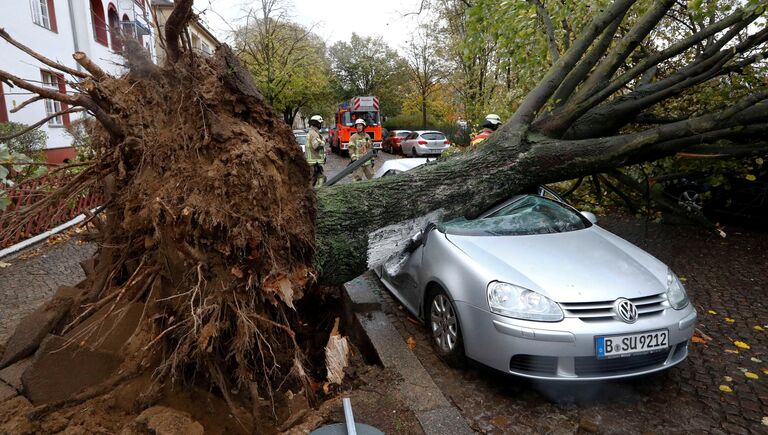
[430,294,458,352]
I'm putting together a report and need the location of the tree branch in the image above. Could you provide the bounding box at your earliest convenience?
[0,28,88,79]
[576,0,676,99]
[9,96,43,114]
[164,0,195,64]
[508,0,635,127]
[0,108,85,142]
[550,16,623,109]
[528,0,559,63]
[73,52,107,80]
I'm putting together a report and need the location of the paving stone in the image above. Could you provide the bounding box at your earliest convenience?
[416,407,473,435]
[0,296,73,368]
[0,240,95,343]
[0,381,17,401]
[0,357,32,391]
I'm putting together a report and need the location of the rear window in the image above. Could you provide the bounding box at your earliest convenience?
[421,133,446,141]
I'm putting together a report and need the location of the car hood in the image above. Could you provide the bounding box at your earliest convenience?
[444,226,669,303]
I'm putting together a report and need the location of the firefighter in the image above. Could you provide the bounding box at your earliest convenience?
[470,113,502,146]
[306,115,326,186]
[348,118,374,181]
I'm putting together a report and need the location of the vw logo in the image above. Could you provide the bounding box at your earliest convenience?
[615,299,638,324]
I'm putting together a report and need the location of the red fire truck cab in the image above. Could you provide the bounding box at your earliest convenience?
[329,96,383,155]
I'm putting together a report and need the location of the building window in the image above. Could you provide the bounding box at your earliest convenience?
[41,71,70,127]
[201,42,211,56]
[108,4,122,52]
[30,0,57,32]
[91,0,108,46]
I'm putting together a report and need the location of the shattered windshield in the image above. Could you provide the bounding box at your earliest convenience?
[440,195,590,236]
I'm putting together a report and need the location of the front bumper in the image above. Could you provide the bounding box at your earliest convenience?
[455,301,696,380]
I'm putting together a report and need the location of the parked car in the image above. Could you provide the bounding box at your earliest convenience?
[655,154,768,227]
[294,132,307,154]
[400,131,451,157]
[382,130,412,154]
[374,158,431,178]
[377,186,696,380]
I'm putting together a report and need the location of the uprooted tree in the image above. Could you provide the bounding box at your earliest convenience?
[0,0,766,427]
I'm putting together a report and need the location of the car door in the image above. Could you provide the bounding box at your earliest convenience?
[378,229,429,316]
[401,133,414,155]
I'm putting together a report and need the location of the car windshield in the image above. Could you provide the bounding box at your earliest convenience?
[347,111,379,126]
[440,195,590,236]
[421,132,445,141]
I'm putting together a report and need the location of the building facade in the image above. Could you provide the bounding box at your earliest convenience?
[151,0,219,65]
[0,0,155,162]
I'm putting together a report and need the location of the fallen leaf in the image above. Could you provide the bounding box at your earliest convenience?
[490,415,509,428]
[725,349,740,354]
[754,326,765,332]
[762,416,768,426]
[745,372,759,380]
[734,341,751,350]
[708,310,717,315]
[0,261,10,268]
[724,376,733,382]
[719,385,733,393]
[725,317,735,324]
[762,368,768,376]
[691,336,707,344]
[679,276,687,282]
[738,367,749,373]
[406,336,417,350]
[751,357,763,363]
[406,316,420,326]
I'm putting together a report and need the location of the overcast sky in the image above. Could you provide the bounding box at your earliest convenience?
[193,0,429,53]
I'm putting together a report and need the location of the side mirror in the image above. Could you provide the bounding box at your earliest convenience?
[580,211,598,224]
[404,230,424,253]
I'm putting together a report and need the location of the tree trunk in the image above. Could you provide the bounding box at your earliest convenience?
[421,94,427,129]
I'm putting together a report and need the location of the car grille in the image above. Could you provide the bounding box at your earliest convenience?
[560,293,668,322]
[574,349,669,376]
[509,355,558,376]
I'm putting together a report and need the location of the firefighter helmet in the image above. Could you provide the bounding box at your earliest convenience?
[485,113,502,125]
[309,115,323,128]
[354,118,367,128]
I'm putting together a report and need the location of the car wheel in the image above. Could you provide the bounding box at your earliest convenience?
[411,147,418,158]
[676,186,704,215]
[427,289,465,367]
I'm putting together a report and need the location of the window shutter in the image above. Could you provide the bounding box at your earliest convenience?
[47,0,57,33]
[0,84,8,123]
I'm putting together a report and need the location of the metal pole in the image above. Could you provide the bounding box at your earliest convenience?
[324,151,376,186]
[342,398,357,435]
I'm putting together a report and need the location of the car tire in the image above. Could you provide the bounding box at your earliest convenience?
[411,147,418,158]
[426,288,465,367]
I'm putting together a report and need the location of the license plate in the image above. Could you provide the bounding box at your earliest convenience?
[596,330,669,359]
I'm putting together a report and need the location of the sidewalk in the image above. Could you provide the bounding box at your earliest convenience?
[0,239,94,343]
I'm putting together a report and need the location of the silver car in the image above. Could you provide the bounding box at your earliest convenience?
[400,131,451,157]
[377,189,696,380]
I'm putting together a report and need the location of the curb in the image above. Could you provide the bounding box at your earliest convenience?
[343,271,474,435]
[0,207,98,260]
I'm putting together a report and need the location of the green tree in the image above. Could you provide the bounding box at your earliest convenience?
[0,121,47,159]
[234,0,333,126]
[403,25,449,129]
[329,34,409,117]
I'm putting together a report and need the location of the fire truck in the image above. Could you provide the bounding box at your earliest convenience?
[329,96,383,155]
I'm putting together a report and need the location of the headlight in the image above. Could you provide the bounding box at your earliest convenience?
[666,269,689,310]
[487,282,563,322]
